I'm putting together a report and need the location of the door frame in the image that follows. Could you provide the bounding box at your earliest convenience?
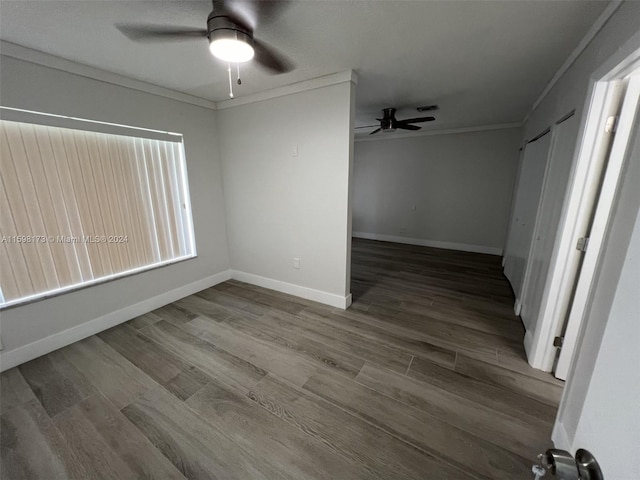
[525,40,640,373]
[555,74,639,379]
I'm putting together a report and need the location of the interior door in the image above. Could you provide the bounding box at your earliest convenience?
[503,131,552,310]
[520,114,580,334]
[555,74,640,379]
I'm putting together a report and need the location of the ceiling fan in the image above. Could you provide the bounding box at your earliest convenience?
[357,108,436,135]
[115,0,294,79]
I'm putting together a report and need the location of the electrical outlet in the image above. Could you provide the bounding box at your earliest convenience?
[293,257,300,269]
[411,204,416,211]
[292,144,299,157]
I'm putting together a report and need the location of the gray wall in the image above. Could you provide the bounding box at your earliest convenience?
[0,56,230,355]
[218,81,355,300]
[352,128,521,254]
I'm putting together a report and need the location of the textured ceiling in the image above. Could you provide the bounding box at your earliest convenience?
[0,0,609,131]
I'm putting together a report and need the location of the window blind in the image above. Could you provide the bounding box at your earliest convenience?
[0,119,195,308]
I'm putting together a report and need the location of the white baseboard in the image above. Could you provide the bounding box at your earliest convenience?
[514,299,522,316]
[230,270,351,309]
[523,329,534,362]
[352,231,503,256]
[552,420,571,450]
[0,270,232,371]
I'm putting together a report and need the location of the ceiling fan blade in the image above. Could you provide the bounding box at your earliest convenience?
[398,116,435,124]
[212,0,253,33]
[252,38,294,74]
[369,128,382,135]
[355,125,379,129]
[226,0,290,30]
[116,24,208,42]
[396,124,421,131]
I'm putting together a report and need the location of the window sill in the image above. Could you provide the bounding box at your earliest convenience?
[0,254,198,311]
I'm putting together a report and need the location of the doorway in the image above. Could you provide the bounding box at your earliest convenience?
[525,50,640,378]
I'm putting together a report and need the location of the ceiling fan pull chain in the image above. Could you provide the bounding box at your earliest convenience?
[227,63,234,98]
[237,64,242,85]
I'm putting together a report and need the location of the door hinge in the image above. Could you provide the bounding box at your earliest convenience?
[576,237,589,252]
[605,115,618,133]
[553,336,564,348]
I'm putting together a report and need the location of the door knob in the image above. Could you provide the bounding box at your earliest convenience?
[575,449,604,480]
[542,448,603,480]
[546,449,581,479]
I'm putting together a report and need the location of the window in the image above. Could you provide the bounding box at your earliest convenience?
[0,112,196,308]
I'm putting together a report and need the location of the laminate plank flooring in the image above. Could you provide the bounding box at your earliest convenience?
[303,368,531,480]
[0,369,38,415]
[97,324,211,401]
[185,376,373,480]
[1,399,88,479]
[0,238,562,479]
[53,394,186,480]
[249,373,471,479]
[18,351,94,417]
[122,386,286,480]
[60,335,157,410]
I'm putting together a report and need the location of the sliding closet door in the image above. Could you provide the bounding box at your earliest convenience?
[520,114,579,331]
[503,131,552,303]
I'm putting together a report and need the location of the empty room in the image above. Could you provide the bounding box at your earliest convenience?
[0,1,638,479]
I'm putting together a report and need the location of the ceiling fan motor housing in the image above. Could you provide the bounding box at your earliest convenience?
[380,108,397,131]
[207,13,253,45]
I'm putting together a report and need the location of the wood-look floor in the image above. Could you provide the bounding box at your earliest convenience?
[0,238,564,479]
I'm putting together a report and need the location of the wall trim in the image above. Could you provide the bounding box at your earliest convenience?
[0,270,232,371]
[216,70,358,110]
[522,1,623,124]
[354,122,522,143]
[230,270,352,309]
[552,420,571,450]
[352,231,503,256]
[0,41,217,110]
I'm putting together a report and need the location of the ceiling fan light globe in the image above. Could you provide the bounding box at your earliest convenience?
[209,38,255,63]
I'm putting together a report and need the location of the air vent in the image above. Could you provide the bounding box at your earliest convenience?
[417,105,438,112]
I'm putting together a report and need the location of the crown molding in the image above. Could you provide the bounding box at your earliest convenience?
[216,70,358,110]
[0,41,218,110]
[522,1,623,125]
[354,122,522,143]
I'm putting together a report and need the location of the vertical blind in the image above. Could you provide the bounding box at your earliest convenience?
[0,119,195,307]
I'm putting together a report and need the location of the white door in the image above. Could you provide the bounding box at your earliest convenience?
[524,77,629,372]
[519,114,580,339]
[503,131,552,310]
[555,73,640,379]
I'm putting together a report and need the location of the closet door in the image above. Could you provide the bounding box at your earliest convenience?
[520,114,579,330]
[503,131,552,303]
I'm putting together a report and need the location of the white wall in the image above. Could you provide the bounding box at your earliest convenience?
[217,78,355,307]
[352,127,521,255]
[555,119,639,477]
[0,56,230,367]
